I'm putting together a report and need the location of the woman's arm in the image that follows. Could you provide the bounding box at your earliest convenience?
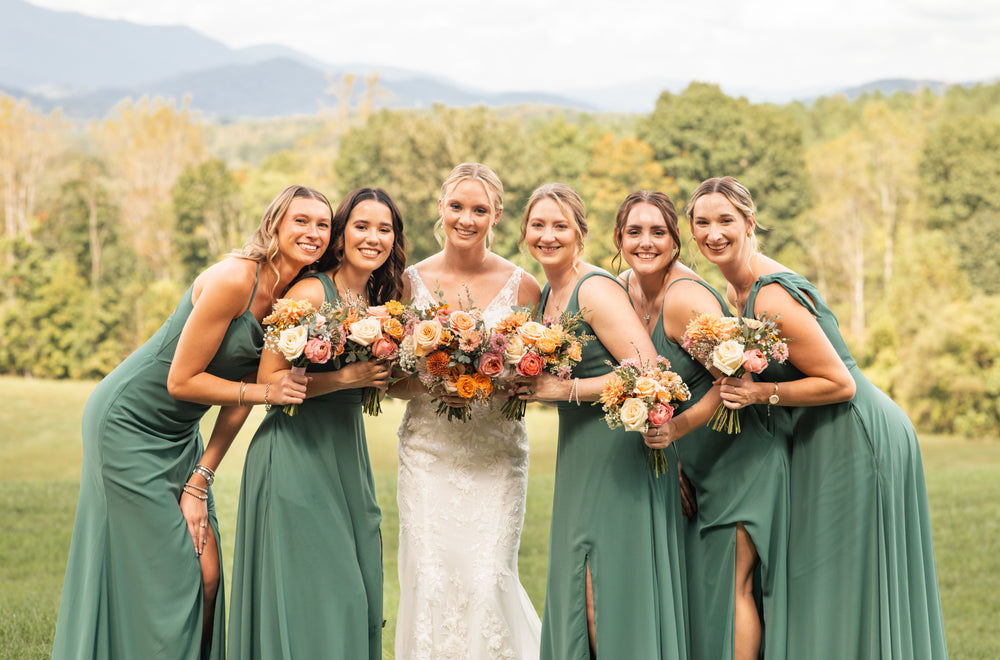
[720,281,856,410]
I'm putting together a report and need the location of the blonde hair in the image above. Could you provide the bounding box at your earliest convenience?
[434,162,504,248]
[685,176,762,254]
[518,183,588,255]
[230,185,332,292]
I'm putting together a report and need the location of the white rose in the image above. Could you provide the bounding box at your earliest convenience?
[348,317,382,347]
[277,325,308,361]
[503,334,527,364]
[712,339,746,375]
[619,397,649,432]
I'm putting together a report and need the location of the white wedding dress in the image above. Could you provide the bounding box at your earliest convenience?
[395,266,542,660]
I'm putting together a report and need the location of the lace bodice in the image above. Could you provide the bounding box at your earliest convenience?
[406,265,524,330]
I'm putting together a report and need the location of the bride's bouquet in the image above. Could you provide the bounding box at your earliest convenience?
[489,307,591,421]
[681,312,791,434]
[398,297,493,422]
[263,298,348,416]
[599,356,690,476]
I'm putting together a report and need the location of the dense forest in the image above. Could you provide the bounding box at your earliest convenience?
[1,80,998,437]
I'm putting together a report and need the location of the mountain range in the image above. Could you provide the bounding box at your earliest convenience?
[0,0,973,119]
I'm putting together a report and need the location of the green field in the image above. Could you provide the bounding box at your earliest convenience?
[1,376,996,658]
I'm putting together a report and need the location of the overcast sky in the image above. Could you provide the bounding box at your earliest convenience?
[28,0,1000,97]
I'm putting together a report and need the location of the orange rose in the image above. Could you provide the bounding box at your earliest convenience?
[472,372,493,395]
[456,374,478,398]
[383,317,405,340]
[536,336,558,354]
[567,341,582,362]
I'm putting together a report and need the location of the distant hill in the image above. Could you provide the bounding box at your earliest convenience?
[0,0,984,118]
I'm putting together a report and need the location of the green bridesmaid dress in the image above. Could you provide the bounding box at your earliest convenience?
[228,272,383,660]
[651,277,790,659]
[745,271,947,659]
[51,264,264,660]
[539,270,689,660]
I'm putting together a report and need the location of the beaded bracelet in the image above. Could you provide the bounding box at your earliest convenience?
[568,378,580,406]
[184,482,208,494]
[183,486,208,501]
[264,382,272,411]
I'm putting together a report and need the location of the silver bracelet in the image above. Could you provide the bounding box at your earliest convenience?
[192,465,214,486]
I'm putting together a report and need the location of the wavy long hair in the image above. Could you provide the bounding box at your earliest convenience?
[314,187,407,303]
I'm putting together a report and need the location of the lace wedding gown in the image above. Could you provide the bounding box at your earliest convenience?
[395,266,542,660]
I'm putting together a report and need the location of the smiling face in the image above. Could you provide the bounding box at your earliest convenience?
[524,197,579,270]
[340,199,394,279]
[620,202,678,277]
[275,197,332,269]
[439,178,498,248]
[689,192,755,267]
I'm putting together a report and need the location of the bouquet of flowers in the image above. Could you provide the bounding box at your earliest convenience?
[599,356,690,476]
[335,296,410,416]
[489,307,591,421]
[681,312,791,433]
[397,297,493,422]
[263,298,348,416]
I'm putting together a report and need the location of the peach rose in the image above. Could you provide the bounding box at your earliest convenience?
[634,376,659,398]
[516,321,547,346]
[412,319,444,357]
[742,348,768,374]
[449,310,477,334]
[303,337,332,364]
[372,335,399,360]
[567,341,582,362]
[383,317,405,341]
[536,335,558,354]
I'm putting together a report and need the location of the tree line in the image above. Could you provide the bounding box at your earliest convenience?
[1,80,998,437]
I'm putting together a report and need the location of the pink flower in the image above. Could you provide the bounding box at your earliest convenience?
[647,402,674,427]
[770,342,789,363]
[372,335,398,360]
[742,348,769,374]
[367,305,390,321]
[458,330,483,352]
[303,338,332,364]
[477,352,505,378]
[516,351,544,377]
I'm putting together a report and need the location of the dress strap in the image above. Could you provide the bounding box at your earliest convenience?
[569,269,621,311]
[245,261,261,314]
[753,272,819,317]
[406,267,436,309]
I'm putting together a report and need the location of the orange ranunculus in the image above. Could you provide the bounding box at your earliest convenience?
[456,374,478,398]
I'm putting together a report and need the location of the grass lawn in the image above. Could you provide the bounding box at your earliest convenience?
[1,375,997,658]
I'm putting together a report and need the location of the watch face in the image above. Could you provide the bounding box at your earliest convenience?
[769,394,779,405]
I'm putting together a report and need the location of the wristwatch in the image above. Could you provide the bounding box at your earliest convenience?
[768,383,780,406]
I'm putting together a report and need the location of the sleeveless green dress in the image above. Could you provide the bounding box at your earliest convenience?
[51,264,264,660]
[745,272,947,659]
[650,277,790,660]
[228,272,383,660]
[539,271,689,660]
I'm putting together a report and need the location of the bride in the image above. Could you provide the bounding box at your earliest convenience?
[391,162,542,659]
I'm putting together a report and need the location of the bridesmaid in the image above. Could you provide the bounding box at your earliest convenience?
[517,183,688,659]
[688,176,948,659]
[613,190,790,660]
[51,185,327,659]
[227,187,405,659]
